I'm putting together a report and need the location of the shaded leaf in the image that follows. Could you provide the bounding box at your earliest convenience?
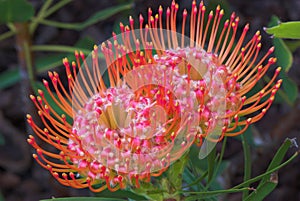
[0,133,5,145]
[285,40,300,53]
[234,125,255,147]
[274,72,298,105]
[273,38,293,73]
[0,68,19,89]
[0,0,34,23]
[0,192,4,201]
[188,144,208,171]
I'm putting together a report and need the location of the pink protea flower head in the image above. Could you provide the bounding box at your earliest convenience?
[27,0,281,192]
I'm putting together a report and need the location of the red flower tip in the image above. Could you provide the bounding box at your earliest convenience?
[38,89,44,96]
[29,95,35,101]
[42,79,48,87]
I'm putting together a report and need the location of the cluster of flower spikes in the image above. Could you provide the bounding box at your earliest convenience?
[27,0,282,192]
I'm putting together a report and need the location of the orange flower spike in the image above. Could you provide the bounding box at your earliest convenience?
[27,0,281,192]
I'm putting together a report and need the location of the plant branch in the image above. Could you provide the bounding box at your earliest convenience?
[232,151,298,189]
[0,30,15,41]
[30,0,54,34]
[15,22,36,132]
[241,134,252,199]
[44,0,73,18]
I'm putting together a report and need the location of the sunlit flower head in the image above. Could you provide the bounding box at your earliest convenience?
[27,0,281,192]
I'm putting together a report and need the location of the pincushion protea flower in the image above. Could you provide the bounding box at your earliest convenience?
[27,0,281,193]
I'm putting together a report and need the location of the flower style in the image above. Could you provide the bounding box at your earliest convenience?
[27,0,281,192]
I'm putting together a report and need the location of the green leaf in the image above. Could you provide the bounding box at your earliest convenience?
[241,134,252,199]
[258,138,295,187]
[207,146,216,183]
[41,197,126,201]
[167,152,189,192]
[244,173,278,201]
[268,16,293,73]
[184,158,229,192]
[188,144,208,170]
[95,188,146,201]
[35,3,133,30]
[183,168,206,191]
[266,21,300,39]
[0,0,34,23]
[244,138,295,200]
[183,145,209,191]
[232,151,298,190]
[183,187,251,201]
